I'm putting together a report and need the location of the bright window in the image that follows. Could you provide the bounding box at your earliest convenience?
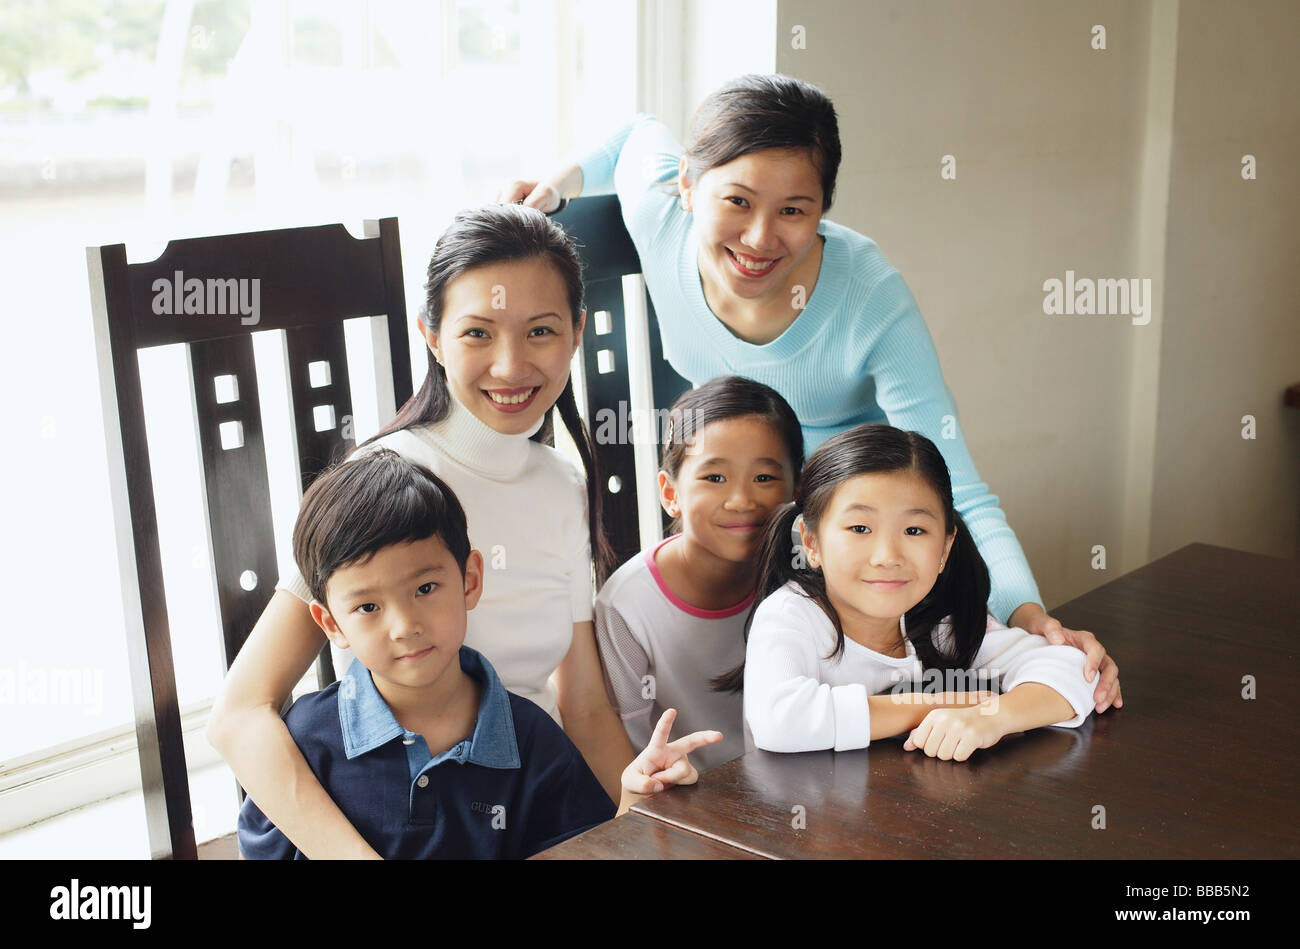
[0,0,636,825]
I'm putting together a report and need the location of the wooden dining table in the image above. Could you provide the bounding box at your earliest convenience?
[534,543,1300,859]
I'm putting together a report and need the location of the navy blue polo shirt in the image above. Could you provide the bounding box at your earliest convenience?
[237,645,615,859]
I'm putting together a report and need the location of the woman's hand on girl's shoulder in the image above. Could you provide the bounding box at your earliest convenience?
[1010,605,1123,713]
[621,708,722,795]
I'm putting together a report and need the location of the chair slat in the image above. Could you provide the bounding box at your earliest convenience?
[285,323,357,490]
[285,322,357,688]
[88,244,197,860]
[367,217,414,416]
[188,335,279,670]
[643,294,691,436]
[582,277,639,568]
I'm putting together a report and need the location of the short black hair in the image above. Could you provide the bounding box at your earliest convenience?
[292,449,472,606]
[684,73,842,210]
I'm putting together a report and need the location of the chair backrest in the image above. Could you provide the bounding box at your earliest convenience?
[88,218,411,859]
[551,196,691,569]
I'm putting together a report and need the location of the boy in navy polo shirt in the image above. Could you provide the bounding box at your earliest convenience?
[237,449,617,858]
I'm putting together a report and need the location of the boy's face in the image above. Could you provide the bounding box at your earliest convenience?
[310,536,484,698]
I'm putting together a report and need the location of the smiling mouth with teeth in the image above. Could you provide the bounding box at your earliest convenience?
[727,248,778,274]
[485,387,540,405]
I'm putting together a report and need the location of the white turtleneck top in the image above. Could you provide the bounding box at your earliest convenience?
[277,396,594,723]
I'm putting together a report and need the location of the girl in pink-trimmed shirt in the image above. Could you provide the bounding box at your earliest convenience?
[594,376,803,771]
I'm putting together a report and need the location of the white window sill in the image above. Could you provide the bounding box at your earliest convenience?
[0,759,240,860]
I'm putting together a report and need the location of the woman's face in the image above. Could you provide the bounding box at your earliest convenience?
[422,257,582,436]
[678,147,825,309]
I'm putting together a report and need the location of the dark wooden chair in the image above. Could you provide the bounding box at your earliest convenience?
[88,218,411,859]
[552,195,691,568]
[90,199,683,860]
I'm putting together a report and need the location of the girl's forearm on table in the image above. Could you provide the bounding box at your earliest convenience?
[869,690,992,740]
[988,682,1074,734]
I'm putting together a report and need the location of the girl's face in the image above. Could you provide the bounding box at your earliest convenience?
[800,470,957,634]
[659,415,795,564]
[422,257,582,436]
[678,147,824,308]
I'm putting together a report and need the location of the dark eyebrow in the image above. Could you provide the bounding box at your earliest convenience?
[456,312,564,324]
[721,182,818,202]
[843,503,939,519]
[338,563,447,600]
[696,456,786,468]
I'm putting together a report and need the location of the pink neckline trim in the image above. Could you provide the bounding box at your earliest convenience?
[645,534,756,619]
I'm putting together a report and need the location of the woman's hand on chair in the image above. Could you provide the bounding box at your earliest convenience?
[496,179,561,211]
[496,165,582,212]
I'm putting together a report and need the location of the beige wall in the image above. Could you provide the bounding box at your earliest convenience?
[1148,0,1300,561]
[774,0,1300,609]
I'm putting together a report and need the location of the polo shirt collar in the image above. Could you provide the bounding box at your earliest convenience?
[337,645,520,769]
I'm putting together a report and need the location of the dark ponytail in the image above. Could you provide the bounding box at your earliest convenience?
[553,376,616,586]
[711,499,828,693]
[360,203,614,585]
[713,423,993,693]
[904,510,988,671]
[372,345,447,443]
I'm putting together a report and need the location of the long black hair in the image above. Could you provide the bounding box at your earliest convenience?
[659,375,805,534]
[713,424,990,693]
[360,203,615,585]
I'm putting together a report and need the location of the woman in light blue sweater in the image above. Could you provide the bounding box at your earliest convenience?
[500,74,1120,712]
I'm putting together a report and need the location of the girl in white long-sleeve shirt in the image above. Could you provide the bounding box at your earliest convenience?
[730,424,1098,760]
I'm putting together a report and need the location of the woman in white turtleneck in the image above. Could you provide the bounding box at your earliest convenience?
[208,205,709,858]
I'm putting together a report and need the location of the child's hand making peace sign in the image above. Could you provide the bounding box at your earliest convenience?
[618,709,722,815]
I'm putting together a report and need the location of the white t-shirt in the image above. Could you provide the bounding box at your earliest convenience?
[744,582,1096,753]
[278,395,594,723]
[594,534,751,772]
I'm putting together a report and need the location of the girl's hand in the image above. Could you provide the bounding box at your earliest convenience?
[1011,605,1123,713]
[495,179,563,212]
[903,703,1005,762]
[621,708,723,795]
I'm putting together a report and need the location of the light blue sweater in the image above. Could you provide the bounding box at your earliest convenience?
[577,115,1042,624]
